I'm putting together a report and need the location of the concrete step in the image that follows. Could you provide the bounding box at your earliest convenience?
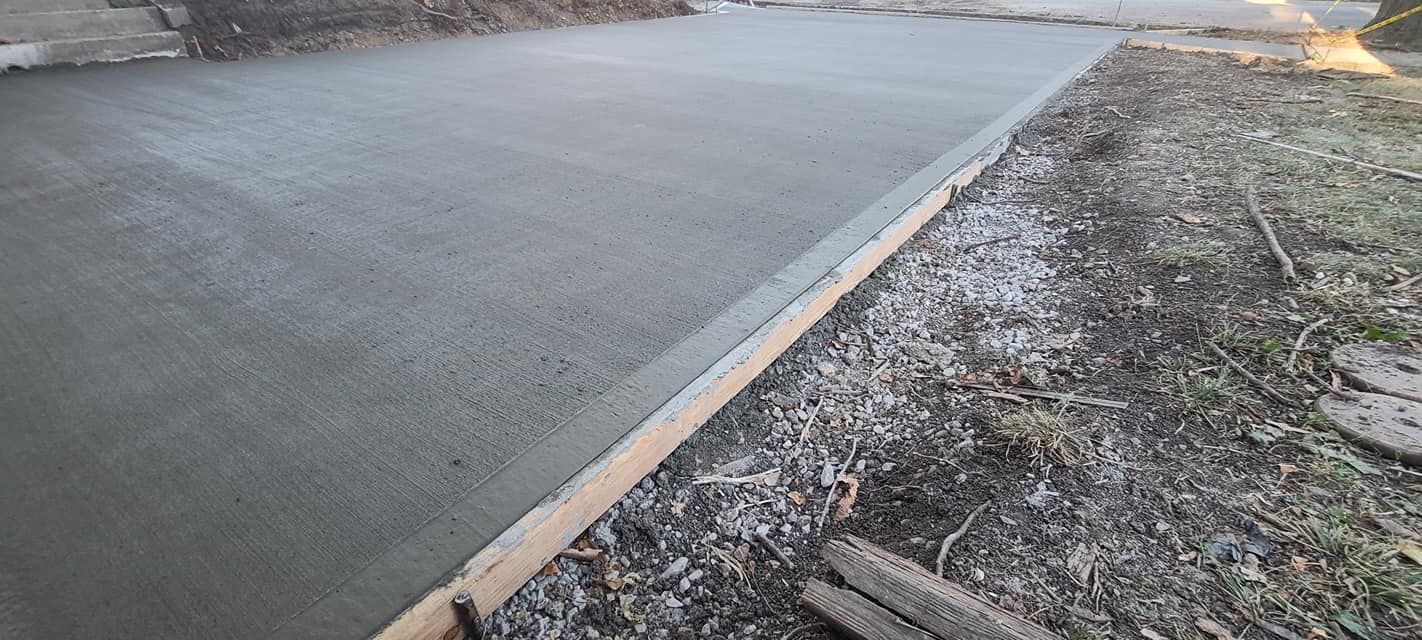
[0,7,167,43]
[0,30,184,69]
[2,0,112,14]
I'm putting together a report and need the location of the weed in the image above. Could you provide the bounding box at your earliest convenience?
[1261,502,1422,635]
[1159,356,1253,415]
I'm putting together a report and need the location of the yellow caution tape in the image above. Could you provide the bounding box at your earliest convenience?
[1355,2,1422,37]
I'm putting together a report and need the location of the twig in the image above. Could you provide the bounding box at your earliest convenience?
[1105,106,1132,119]
[557,548,603,563]
[1234,133,1422,182]
[789,398,824,460]
[753,531,796,569]
[409,0,460,19]
[1285,317,1328,373]
[816,480,838,534]
[1388,272,1422,292]
[962,234,1021,252]
[957,382,1129,409]
[1303,369,1358,400]
[840,437,859,468]
[1205,340,1296,407]
[935,502,989,576]
[1244,185,1296,282]
[1243,96,1322,104]
[1082,128,1112,139]
[779,623,822,640]
[1347,92,1422,107]
[692,468,780,486]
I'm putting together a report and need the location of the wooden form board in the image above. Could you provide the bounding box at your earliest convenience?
[370,42,1116,638]
[372,150,996,639]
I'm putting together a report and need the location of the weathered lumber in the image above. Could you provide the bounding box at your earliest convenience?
[822,536,1058,640]
[801,579,941,640]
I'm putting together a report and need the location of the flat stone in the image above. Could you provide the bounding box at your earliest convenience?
[1333,343,1422,403]
[1317,392,1422,467]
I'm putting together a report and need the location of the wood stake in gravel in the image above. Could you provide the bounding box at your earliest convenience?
[1244,185,1296,283]
[935,501,989,577]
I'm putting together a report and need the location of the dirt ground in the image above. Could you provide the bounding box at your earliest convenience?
[177,0,693,60]
[485,46,1422,640]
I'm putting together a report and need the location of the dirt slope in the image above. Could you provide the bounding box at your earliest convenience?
[180,0,694,59]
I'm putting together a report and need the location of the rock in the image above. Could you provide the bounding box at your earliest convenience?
[678,577,690,593]
[819,460,835,487]
[1333,342,1422,403]
[686,568,704,582]
[1317,392,1422,467]
[660,556,690,580]
[816,362,836,376]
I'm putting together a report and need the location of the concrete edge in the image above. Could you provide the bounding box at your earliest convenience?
[0,32,184,71]
[366,37,1120,640]
[1124,36,1300,63]
[1126,36,1404,75]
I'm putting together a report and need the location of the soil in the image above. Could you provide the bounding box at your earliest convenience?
[487,46,1422,640]
[178,0,694,60]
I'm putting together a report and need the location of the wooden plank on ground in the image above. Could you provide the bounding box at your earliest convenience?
[801,579,941,640]
[821,536,1058,640]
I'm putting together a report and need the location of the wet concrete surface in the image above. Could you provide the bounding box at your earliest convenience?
[0,9,1115,639]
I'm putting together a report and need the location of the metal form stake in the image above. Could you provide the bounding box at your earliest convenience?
[452,591,485,640]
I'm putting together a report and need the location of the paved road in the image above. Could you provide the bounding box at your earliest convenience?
[769,0,1378,31]
[0,9,1115,639]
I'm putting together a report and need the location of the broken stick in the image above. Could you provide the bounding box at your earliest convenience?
[957,382,1128,409]
[1244,185,1296,282]
[1285,317,1328,373]
[1205,340,1297,407]
[1347,92,1422,107]
[1388,272,1422,292]
[753,531,797,570]
[935,502,989,577]
[1234,133,1422,182]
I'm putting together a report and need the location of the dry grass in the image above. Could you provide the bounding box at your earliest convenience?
[1147,241,1235,268]
[991,407,1091,466]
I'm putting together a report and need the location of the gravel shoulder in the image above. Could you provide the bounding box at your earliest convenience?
[488,46,1422,640]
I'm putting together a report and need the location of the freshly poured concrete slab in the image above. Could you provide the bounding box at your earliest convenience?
[0,9,1115,639]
